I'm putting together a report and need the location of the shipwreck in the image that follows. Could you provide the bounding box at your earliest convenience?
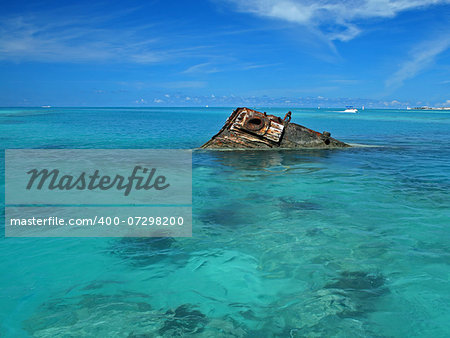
[201,107,349,149]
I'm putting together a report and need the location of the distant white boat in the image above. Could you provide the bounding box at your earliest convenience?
[41,105,51,108]
[343,106,358,113]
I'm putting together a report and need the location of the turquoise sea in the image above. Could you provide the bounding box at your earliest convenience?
[0,107,449,337]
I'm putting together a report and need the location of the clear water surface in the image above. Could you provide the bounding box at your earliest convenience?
[0,107,449,337]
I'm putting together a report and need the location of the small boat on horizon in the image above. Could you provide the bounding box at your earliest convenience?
[343,106,358,113]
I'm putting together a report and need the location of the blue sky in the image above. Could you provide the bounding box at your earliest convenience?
[0,0,449,107]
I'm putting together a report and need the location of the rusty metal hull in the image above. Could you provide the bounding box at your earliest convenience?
[201,107,349,149]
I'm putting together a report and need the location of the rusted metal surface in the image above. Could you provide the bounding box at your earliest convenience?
[201,107,350,149]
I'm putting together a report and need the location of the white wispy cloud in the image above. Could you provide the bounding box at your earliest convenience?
[182,62,220,74]
[386,35,450,89]
[0,14,165,63]
[135,93,417,108]
[223,0,450,42]
[242,62,281,70]
[0,9,220,64]
[182,61,279,74]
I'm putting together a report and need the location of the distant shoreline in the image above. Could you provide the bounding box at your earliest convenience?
[411,106,450,110]
[1,106,450,111]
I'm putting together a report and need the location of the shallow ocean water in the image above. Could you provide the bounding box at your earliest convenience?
[0,107,449,337]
